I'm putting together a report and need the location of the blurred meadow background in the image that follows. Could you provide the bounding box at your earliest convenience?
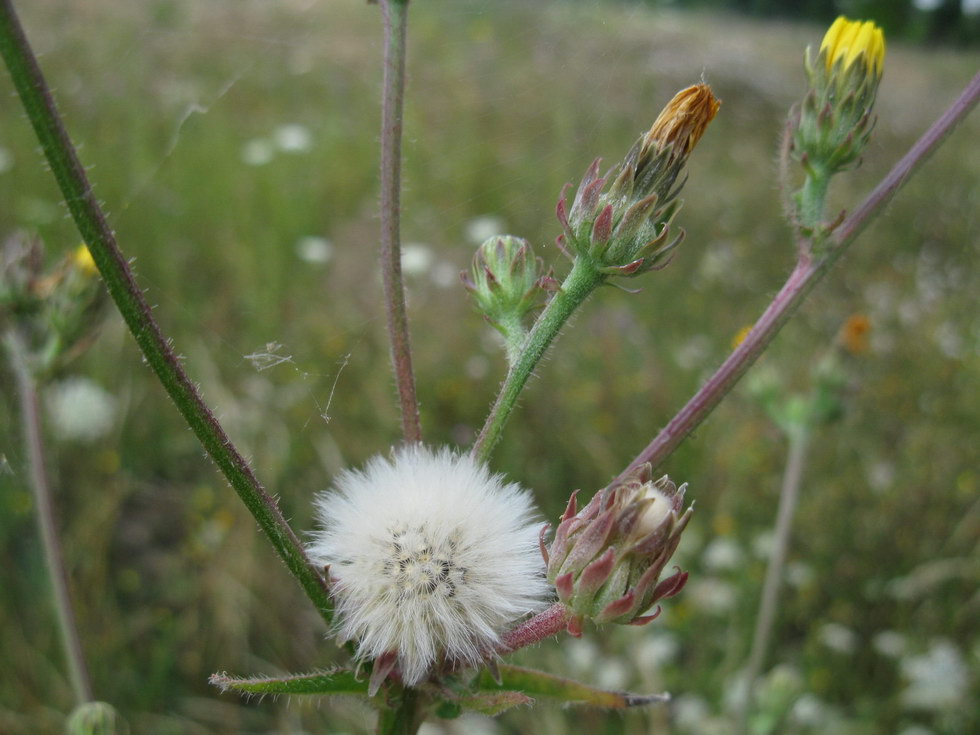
[1,0,978,733]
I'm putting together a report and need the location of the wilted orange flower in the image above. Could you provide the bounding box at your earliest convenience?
[645,83,721,158]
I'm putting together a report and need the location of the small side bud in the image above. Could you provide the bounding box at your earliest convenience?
[558,84,720,280]
[66,702,128,735]
[463,235,552,360]
[546,467,693,630]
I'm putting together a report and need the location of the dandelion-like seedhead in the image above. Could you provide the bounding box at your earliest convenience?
[309,445,549,686]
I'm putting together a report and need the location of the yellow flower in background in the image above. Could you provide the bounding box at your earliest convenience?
[731,324,753,350]
[71,243,98,277]
[840,313,872,355]
[820,16,885,76]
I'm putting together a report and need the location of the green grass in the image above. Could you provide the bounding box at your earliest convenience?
[1,1,978,733]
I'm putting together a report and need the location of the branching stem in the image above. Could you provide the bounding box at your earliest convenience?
[613,68,980,482]
[0,0,333,625]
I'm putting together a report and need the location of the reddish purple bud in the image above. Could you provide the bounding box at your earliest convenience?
[598,590,636,622]
[368,650,398,697]
[651,569,688,601]
[627,607,662,626]
[577,547,616,599]
[555,572,575,603]
[591,204,615,246]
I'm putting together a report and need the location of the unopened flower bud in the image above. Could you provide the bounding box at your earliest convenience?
[792,16,885,176]
[556,84,719,279]
[542,466,692,633]
[462,235,554,359]
[66,701,128,735]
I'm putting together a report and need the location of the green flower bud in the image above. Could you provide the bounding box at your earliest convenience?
[462,235,554,360]
[66,701,128,735]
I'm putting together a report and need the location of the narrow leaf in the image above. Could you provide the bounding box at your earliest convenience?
[477,664,669,708]
[458,690,533,716]
[210,668,369,697]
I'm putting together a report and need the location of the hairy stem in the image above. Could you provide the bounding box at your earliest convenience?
[499,602,573,653]
[379,0,422,445]
[377,686,424,735]
[473,260,601,462]
[4,331,93,706]
[613,69,980,482]
[738,426,810,734]
[0,0,333,624]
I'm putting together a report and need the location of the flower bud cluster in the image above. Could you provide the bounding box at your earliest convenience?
[543,466,692,634]
[461,235,554,353]
[793,16,885,175]
[556,84,719,279]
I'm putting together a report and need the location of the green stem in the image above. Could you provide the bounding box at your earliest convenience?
[473,260,602,463]
[4,330,93,706]
[0,0,333,624]
[377,687,424,735]
[738,425,810,734]
[378,0,422,445]
[797,167,829,233]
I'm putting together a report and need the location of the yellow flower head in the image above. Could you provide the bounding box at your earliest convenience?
[645,83,721,158]
[820,16,885,76]
[71,243,98,277]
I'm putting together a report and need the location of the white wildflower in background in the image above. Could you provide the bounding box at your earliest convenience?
[872,630,907,658]
[241,138,275,166]
[400,243,435,276]
[818,622,859,654]
[309,445,549,686]
[45,377,117,443]
[0,145,12,173]
[273,123,313,153]
[295,235,334,265]
[701,537,745,572]
[464,215,507,245]
[900,638,970,711]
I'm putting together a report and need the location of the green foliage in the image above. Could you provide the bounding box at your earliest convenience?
[1,1,977,733]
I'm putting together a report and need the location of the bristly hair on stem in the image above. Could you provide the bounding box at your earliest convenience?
[378,0,422,446]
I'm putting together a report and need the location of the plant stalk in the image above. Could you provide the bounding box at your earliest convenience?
[473,260,601,462]
[737,426,810,734]
[377,686,424,735]
[613,68,980,482]
[4,331,93,706]
[0,0,333,624]
[378,0,422,445]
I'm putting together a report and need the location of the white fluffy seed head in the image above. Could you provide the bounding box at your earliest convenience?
[308,445,550,685]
